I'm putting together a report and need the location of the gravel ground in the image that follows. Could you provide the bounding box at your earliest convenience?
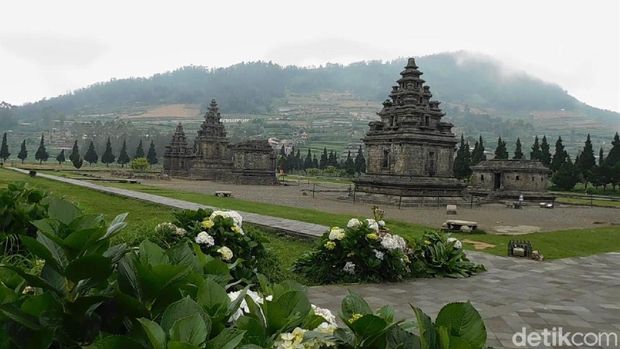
[144,178,620,233]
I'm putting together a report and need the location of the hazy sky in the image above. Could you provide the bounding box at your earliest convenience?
[1,0,618,112]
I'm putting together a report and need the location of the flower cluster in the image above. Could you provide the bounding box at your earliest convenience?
[154,222,186,237]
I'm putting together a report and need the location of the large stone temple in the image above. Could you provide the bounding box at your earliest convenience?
[163,99,277,184]
[353,58,465,205]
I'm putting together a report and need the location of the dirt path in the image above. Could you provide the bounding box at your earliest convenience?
[144,178,620,233]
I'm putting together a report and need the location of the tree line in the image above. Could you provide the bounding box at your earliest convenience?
[453,132,620,191]
[277,146,366,176]
[0,133,158,169]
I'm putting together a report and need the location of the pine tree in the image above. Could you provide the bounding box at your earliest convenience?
[576,134,596,187]
[605,132,620,166]
[319,147,328,169]
[471,135,486,165]
[147,140,158,166]
[312,155,319,169]
[453,135,472,179]
[551,136,568,172]
[304,149,313,169]
[295,149,301,170]
[598,147,604,166]
[354,146,366,174]
[494,137,508,159]
[134,140,145,159]
[0,132,10,162]
[101,137,116,166]
[84,140,99,165]
[513,138,524,159]
[278,154,287,173]
[17,140,27,163]
[530,136,542,161]
[69,140,83,169]
[35,134,49,164]
[117,140,130,167]
[344,151,355,175]
[328,150,337,167]
[540,135,551,166]
[56,149,65,165]
[552,156,579,190]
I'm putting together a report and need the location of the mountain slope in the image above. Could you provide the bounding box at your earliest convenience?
[12,52,619,126]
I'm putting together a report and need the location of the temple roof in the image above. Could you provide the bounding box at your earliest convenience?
[197,99,227,139]
[164,123,192,156]
[471,159,551,173]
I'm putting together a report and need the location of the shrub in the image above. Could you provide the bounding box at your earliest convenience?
[158,208,284,284]
[0,182,49,254]
[130,157,149,171]
[294,208,485,284]
[410,231,486,278]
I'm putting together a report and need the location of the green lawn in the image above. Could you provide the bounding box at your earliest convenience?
[3,168,619,261]
[556,196,620,208]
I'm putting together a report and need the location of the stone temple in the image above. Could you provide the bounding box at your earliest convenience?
[353,58,465,206]
[163,99,277,184]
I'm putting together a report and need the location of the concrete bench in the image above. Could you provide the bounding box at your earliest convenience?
[446,204,457,215]
[214,191,232,197]
[442,219,478,232]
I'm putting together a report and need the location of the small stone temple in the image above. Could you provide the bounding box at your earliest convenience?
[163,99,277,184]
[353,58,465,206]
[469,159,553,201]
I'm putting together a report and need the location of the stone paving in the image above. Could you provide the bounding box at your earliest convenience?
[9,168,326,237]
[309,251,620,348]
[12,168,620,348]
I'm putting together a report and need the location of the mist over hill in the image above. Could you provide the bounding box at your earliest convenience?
[10,51,619,126]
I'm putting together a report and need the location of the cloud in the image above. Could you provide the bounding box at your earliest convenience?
[0,32,105,67]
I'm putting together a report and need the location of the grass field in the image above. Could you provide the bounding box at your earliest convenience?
[555,196,620,208]
[3,168,620,261]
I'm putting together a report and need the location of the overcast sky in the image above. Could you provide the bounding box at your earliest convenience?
[1,0,618,112]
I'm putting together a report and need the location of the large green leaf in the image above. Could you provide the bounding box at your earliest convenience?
[137,317,166,349]
[412,306,437,349]
[161,297,208,334]
[117,254,142,300]
[86,335,144,348]
[341,291,372,320]
[139,240,169,266]
[236,316,267,347]
[65,255,113,284]
[196,279,229,316]
[263,290,310,333]
[0,304,41,330]
[386,325,421,349]
[21,293,60,318]
[170,313,208,346]
[435,302,486,349]
[100,212,128,241]
[46,197,81,225]
[204,328,246,349]
[167,242,201,273]
[0,265,61,295]
[167,342,200,349]
[20,235,62,270]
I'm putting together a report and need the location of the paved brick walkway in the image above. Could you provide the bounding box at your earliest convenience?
[9,168,327,238]
[309,251,620,348]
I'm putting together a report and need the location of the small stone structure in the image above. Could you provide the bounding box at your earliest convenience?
[353,58,465,206]
[163,99,277,184]
[469,159,554,201]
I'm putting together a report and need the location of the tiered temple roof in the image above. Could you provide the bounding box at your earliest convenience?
[196,99,227,139]
[164,123,192,157]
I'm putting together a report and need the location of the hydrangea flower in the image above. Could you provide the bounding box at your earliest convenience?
[347,218,362,229]
[343,261,356,274]
[324,241,336,250]
[447,237,463,249]
[311,304,336,326]
[231,225,244,235]
[227,289,269,322]
[378,220,386,227]
[210,210,243,227]
[201,219,214,229]
[195,231,215,246]
[174,227,187,236]
[366,219,379,232]
[217,246,234,261]
[373,249,385,260]
[328,227,345,241]
[380,233,407,251]
[366,233,379,240]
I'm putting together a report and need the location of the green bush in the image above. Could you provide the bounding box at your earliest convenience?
[410,231,486,278]
[130,157,149,171]
[0,182,49,255]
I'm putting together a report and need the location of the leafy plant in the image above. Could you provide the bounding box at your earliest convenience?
[0,182,49,255]
[410,231,486,278]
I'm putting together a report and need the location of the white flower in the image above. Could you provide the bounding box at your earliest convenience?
[380,233,407,251]
[227,289,267,322]
[366,219,379,232]
[210,210,243,227]
[217,246,234,261]
[231,225,245,235]
[328,227,345,241]
[460,225,472,233]
[312,304,336,326]
[195,231,215,246]
[447,237,463,249]
[347,218,362,229]
[155,222,178,235]
[378,220,386,227]
[373,249,385,260]
[174,227,186,237]
[343,261,356,274]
